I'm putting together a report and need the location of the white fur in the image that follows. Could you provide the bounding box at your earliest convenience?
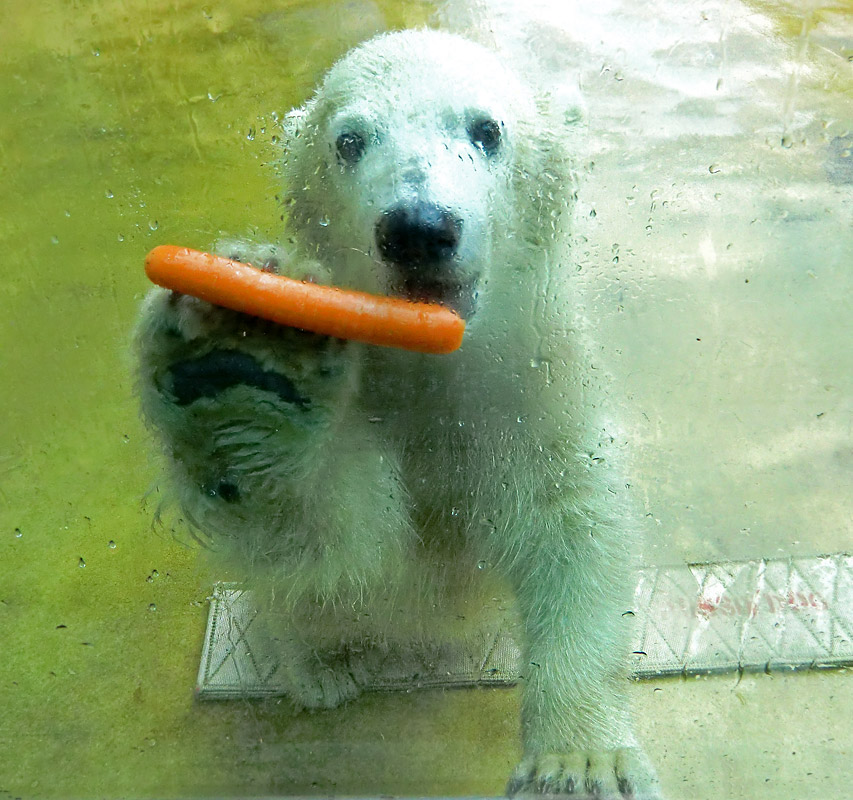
[135,29,661,799]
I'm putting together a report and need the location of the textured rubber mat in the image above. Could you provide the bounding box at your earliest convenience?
[196,553,853,698]
[630,553,853,676]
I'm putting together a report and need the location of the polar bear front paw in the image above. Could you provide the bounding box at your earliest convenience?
[134,248,359,510]
[507,748,662,799]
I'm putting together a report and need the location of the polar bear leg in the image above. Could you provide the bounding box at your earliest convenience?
[499,510,662,799]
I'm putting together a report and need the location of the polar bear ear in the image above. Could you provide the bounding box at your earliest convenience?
[281,105,310,150]
[556,84,586,129]
[512,78,587,240]
[538,80,586,142]
[533,78,588,181]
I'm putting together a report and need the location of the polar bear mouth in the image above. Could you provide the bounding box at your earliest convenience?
[374,202,479,319]
[394,276,479,320]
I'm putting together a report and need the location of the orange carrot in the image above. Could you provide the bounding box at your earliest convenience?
[144,245,465,354]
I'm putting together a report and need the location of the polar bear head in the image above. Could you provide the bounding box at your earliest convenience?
[282,29,584,322]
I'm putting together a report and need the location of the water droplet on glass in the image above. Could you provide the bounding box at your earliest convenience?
[78,557,86,568]
[14,528,22,539]
[148,603,157,612]
[246,127,255,141]
[318,215,330,227]
[148,220,159,231]
[477,560,487,570]
[108,540,116,549]
[105,189,114,199]
[51,235,59,245]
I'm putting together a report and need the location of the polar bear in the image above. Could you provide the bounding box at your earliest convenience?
[135,29,661,799]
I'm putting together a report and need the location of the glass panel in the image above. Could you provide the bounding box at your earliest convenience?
[2,1,849,798]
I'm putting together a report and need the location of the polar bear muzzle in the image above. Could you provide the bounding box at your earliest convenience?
[375,202,462,269]
[375,202,479,316]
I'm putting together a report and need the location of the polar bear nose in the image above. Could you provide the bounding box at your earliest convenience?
[375,203,462,270]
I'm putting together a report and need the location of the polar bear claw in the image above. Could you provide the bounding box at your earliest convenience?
[508,748,662,799]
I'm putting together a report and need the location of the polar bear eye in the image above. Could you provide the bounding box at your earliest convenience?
[335,131,367,165]
[468,117,502,156]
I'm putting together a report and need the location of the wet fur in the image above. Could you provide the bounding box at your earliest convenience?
[135,30,661,799]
